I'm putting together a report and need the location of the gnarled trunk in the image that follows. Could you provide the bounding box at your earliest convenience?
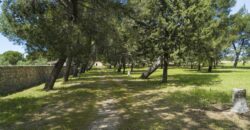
[140,56,162,79]
[64,57,72,82]
[44,58,66,91]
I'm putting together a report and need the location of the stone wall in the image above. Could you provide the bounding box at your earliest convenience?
[0,66,67,95]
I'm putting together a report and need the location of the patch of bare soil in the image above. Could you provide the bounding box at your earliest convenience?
[89,99,122,130]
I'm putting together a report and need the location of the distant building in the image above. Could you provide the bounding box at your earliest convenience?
[94,61,104,67]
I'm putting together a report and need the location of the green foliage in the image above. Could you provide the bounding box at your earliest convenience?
[17,56,48,66]
[0,54,9,65]
[0,0,249,82]
[1,51,23,65]
[0,0,124,60]
[125,0,237,76]
[0,51,48,66]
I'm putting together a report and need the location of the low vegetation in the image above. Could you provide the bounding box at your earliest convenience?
[0,0,249,129]
[1,63,250,129]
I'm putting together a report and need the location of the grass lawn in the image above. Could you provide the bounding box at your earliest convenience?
[1,63,250,130]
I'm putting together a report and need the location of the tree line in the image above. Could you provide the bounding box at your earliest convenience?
[0,0,249,90]
[0,51,48,65]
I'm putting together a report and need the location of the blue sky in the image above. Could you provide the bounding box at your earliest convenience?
[231,0,250,14]
[0,0,250,54]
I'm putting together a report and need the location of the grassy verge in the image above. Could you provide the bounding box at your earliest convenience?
[0,65,250,129]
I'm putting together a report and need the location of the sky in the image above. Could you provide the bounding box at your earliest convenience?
[0,0,250,54]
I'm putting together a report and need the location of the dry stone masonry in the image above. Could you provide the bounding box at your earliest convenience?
[0,66,68,95]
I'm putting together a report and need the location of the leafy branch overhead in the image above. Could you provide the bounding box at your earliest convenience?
[0,0,249,88]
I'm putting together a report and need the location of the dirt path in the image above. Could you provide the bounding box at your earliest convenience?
[90,99,121,130]
[89,69,125,130]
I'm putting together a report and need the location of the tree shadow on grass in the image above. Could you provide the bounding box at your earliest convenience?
[0,86,99,129]
[1,68,248,129]
[63,71,221,94]
[66,75,128,83]
[186,69,235,74]
[77,72,247,129]
[221,66,250,70]
[116,89,248,129]
[168,74,221,87]
[148,73,221,87]
[129,69,146,73]
[63,70,131,84]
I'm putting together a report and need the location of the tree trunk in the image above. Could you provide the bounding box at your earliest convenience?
[80,64,87,73]
[117,63,122,73]
[122,62,126,74]
[131,63,134,72]
[216,60,219,66]
[161,58,164,69]
[213,60,216,69]
[243,60,246,66]
[190,62,194,69]
[202,63,205,67]
[233,39,245,68]
[178,62,181,67]
[44,58,66,90]
[198,62,201,71]
[87,62,95,71]
[162,54,169,83]
[234,53,240,68]
[64,57,72,82]
[73,63,79,77]
[208,58,213,72]
[140,56,162,79]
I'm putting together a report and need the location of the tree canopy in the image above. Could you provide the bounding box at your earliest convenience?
[0,51,23,65]
[0,0,249,89]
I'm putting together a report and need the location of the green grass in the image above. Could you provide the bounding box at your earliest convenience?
[0,64,250,129]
